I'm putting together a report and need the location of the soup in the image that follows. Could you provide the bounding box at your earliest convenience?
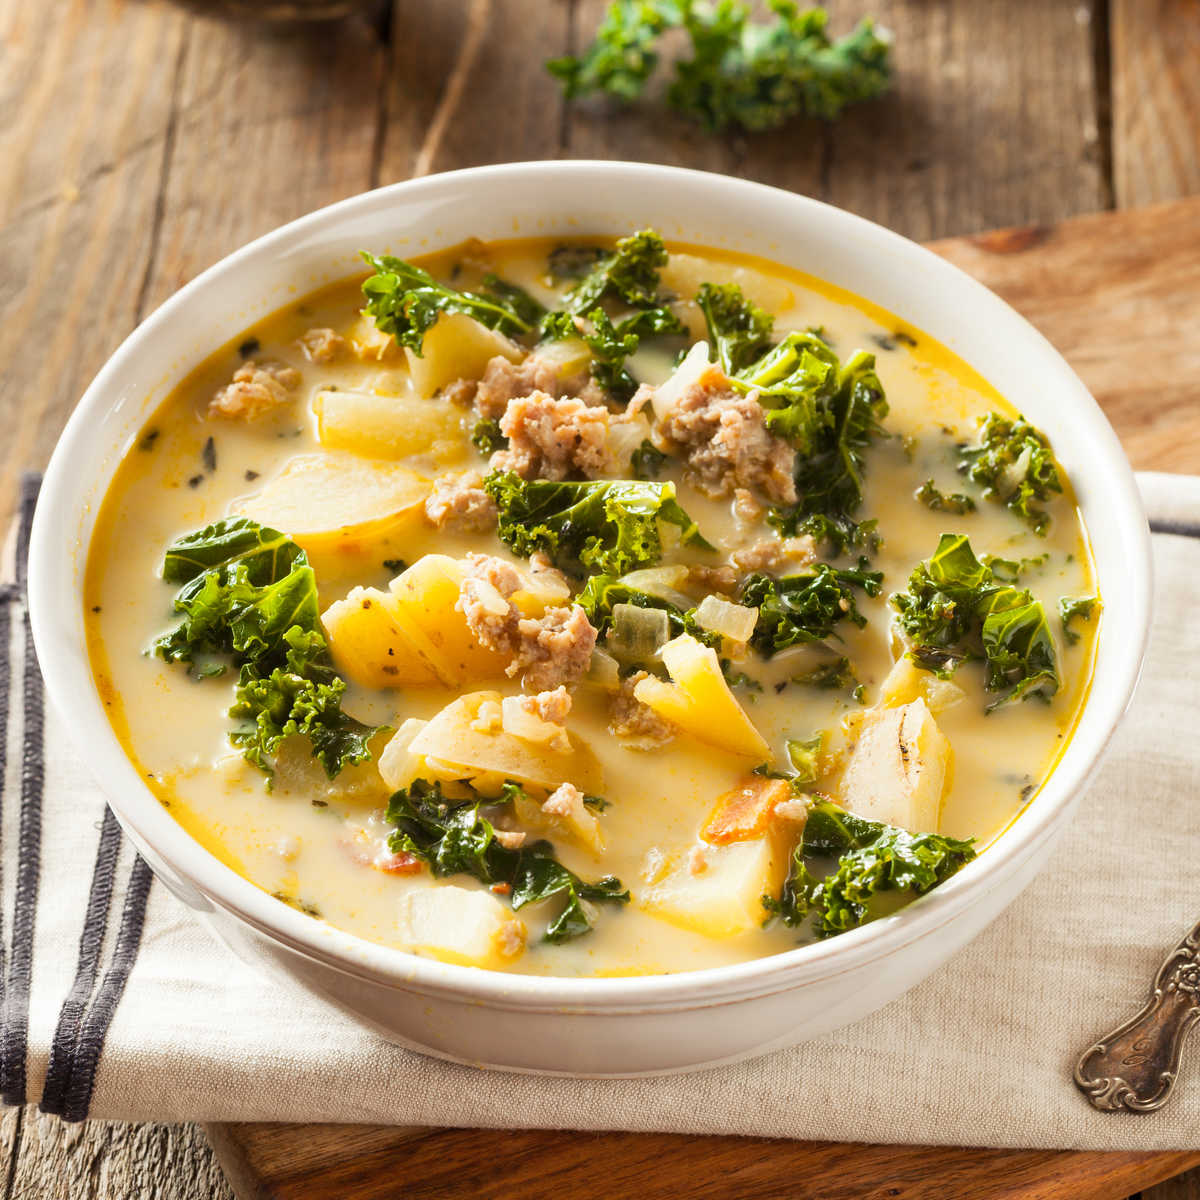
[84,232,1099,977]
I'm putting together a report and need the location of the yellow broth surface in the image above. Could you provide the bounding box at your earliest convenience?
[84,237,1098,977]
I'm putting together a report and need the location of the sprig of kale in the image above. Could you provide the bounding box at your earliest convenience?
[891,533,1060,709]
[153,518,388,780]
[484,471,711,577]
[766,800,976,936]
[386,779,629,943]
[957,413,1063,534]
[547,1,892,133]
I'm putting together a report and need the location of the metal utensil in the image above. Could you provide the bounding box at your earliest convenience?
[1075,919,1200,1112]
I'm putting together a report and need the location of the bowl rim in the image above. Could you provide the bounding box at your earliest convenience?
[28,160,1153,1011]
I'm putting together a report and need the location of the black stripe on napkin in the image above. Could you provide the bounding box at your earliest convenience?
[0,477,45,1107]
[1150,517,1200,540]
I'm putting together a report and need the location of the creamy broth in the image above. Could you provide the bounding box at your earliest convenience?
[84,236,1098,977]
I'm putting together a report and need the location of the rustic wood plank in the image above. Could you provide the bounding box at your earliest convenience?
[204,1123,1200,1200]
[563,1,1108,243]
[5,1107,231,1200]
[928,197,1200,474]
[1111,0,1200,207]
[377,0,567,181]
[138,6,386,316]
[1146,1167,1200,1199]
[0,0,187,535]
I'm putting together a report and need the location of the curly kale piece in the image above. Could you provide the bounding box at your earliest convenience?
[957,413,1063,534]
[739,562,882,656]
[542,304,685,401]
[1059,595,1100,646]
[557,228,673,316]
[153,518,387,780]
[891,533,1060,709]
[724,332,888,554]
[767,800,976,936]
[548,1,892,132]
[386,779,629,943]
[630,439,669,479]
[696,281,775,374]
[484,471,711,577]
[359,253,540,354]
[470,418,507,455]
[916,479,976,515]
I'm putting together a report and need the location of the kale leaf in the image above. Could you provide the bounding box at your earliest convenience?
[767,800,976,936]
[916,479,976,515]
[548,2,892,133]
[471,418,506,455]
[575,574,719,652]
[1059,595,1100,646]
[696,281,775,374]
[727,333,888,553]
[957,413,1063,534]
[740,562,882,655]
[891,533,1060,709]
[360,253,539,354]
[153,518,387,779]
[386,779,629,943]
[542,304,684,402]
[484,471,711,577]
[630,439,669,479]
[558,228,673,316]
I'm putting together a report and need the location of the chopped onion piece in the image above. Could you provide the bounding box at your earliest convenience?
[607,603,671,665]
[649,341,710,423]
[607,412,653,469]
[620,565,692,609]
[587,646,621,691]
[693,595,759,644]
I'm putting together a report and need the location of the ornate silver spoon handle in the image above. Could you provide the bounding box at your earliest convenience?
[1074,919,1200,1112]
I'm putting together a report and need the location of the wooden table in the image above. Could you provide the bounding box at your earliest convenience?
[1,0,1197,1195]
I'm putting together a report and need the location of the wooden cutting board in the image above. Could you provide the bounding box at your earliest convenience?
[203,197,1200,1200]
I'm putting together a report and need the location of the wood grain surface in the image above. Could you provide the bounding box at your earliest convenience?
[1,0,1198,1196]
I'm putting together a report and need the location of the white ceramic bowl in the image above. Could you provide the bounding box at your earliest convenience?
[29,162,1151,1076]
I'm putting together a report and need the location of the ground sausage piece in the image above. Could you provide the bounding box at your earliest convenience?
[208,360,300,421]
[455,556,598,690]
[687,564,739,595]
[517,685,572,726]
[609,671,678,748]
[730,534,818,573]
[296,328,345,363]
[657,365,796,504]
[424,470,497,532]
[514,605,597,691]
[491,391,613,481]
[440,377,479,408]
[542,781,585,818]
[470,354,567,420]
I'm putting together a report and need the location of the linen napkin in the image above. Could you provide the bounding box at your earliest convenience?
[2,471,1197,1149]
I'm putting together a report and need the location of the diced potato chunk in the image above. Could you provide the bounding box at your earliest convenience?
[877,654,965,713]
[408,691,602,794]
[634,634,769,761]
[405,312,522,398]
[321,587,441,688]
[387,555,510,685]
[377,718,429,792]
[314,388,465,459]
[701,775,795,845]
[397,885,526,968]
[641,836,788,938]
[233,453,429,573]
[838,698,951,833]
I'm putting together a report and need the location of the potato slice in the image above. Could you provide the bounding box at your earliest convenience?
[314,388,465,460]
[405,312,522,398]
[641,835,789,939]
[838,698,951,833]
[346,312,403,363]
[634,634,769,761]
[378,718,429,792]
[321,588,441,688]
[398,885,526,968]
[408,692,602,794]
[233,453,429,573]
[388,555,510,685]
[877,654,966,714]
